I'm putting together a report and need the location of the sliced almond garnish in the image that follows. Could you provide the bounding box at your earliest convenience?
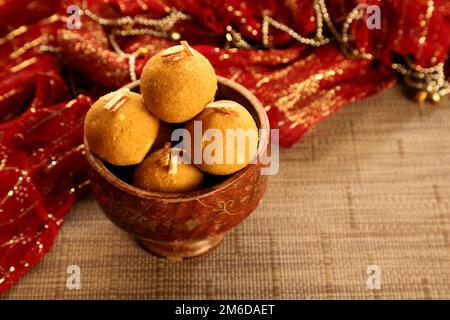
[161,45,184,57]
[158,143,181,175]
[205,101,239,116]
[103,89,130,112]
[171,55,183,62]
[159,143,172,167]
[160,41,196,62]
[110,98,127,112]
[168,153,178,175]
[206,100,236,108]
[102,88,130,102]
[102,92,117,103]
[180,41,196,56]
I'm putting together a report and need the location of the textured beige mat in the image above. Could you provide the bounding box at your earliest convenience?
[2,85,450,299]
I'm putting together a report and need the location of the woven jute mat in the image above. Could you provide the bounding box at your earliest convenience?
[2,85,450,299]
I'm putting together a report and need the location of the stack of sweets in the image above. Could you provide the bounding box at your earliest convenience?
[85,41,258,193]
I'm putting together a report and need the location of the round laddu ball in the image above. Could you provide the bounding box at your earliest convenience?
[132,145,204,193]
[185,100,259,175]
[84,89,160,166]
[140,42,217,123]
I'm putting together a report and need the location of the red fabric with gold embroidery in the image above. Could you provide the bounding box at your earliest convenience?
[0,0,449,294]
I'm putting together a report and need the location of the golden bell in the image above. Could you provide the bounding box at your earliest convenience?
[135,47,149,57]
[171,32,181,41]
[429,92,441,103]
[414,90,428,103]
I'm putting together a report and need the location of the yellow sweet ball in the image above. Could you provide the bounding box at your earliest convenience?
[185,100,259,175]
[84,89,160,166]
[140,41,217,123]
[133,144,204,193]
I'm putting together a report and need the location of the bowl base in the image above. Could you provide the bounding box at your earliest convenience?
[137,233,225,261]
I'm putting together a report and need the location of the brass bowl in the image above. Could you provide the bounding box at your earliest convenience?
[84,76,270,260]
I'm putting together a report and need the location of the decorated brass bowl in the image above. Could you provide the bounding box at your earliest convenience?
[84,76,270,260]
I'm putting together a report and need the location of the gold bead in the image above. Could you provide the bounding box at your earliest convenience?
[135,47,149,57]
[414,90,428,102]
[171,32,181,41]
[430,92,441,103]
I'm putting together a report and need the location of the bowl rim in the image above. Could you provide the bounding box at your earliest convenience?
[84,76,270,202]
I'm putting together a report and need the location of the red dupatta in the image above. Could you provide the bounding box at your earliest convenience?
[0,0,449,293]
